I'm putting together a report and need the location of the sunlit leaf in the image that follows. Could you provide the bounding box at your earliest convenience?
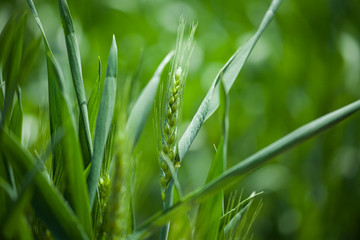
[178,0,282,161]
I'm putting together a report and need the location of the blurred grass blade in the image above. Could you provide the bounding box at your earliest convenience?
[178,0,282,161]
[1,13,26,128]
[195,80,228,240]
[80,58,102,165]
[58,0,93,160]
[18,36,42,84]
[0,160,36,239]
[26,0,92,235]
[27,0,68,190]
[61,102,93,236]
[129,98,360,240]
[0,14,16,67]
[87,36,117,208]
[0,130,89,240]
[9,87,23,141]
[125,51,173,151]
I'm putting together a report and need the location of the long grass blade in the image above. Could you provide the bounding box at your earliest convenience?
[0,13,26,128]
[9,87,23,141]
[0,14,16,68]
[26,0,92,235]
[178,0,282,161]
[87,36,117,208]
[0,130,89,240]
[125,51,173,151]
[129,98,360,240]
[80,58,102,165]
[58,0,93,160]
[194,80,229,240]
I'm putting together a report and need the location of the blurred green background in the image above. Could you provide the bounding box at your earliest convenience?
[1,0,360,239]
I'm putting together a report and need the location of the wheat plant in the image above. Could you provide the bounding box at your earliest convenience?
[0,0,360,239]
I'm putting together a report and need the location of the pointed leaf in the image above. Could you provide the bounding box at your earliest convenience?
[79,58,101,166]
[129,98,360,240]
[87,36,117,208]
[178,0,282,161]
[0,14,16,68]
[1,13,26,127]
[9,87,23,141]
[26,0,92,235]
[125,51,173,151]
[58,0,93,160]
[195,80,229,240]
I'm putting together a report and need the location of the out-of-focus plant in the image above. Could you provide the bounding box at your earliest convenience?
[1,0,360,239]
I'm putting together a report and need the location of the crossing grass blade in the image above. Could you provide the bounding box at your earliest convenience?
[18,36,42,84]
[0,160,35,239]
[26,0,92,235]
[125,51,174,151]
[128,98,360,240]
[195,80,229,240]
[0,13,26,128]
[0,14,16,68]
[0,130,89,240]
[9,87,23,141]
[58,0,93,160]
[79,58,102,166]
[178,0,282,161]
[87,36,117,208]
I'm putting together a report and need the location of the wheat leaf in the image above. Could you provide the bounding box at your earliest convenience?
[57,0,93,160]
[125,51,174,151]
[129,98,360,240]
[87,36,117,208]
[0,130,89,240]
[178,0,282,161]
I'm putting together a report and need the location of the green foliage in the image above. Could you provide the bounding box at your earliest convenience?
[1,0,360,239]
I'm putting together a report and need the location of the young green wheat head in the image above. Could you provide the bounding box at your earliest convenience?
[156,17,197,202]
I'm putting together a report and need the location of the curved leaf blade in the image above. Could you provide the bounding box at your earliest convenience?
[129,98,360,240]
[178,0,282,161]
[125,51,173,151]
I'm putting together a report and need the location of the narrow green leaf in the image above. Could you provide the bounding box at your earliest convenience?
[125,51,174,151]
[18,36,42,83]
[194,139,224,240]
[0,130,89,240]
[61,102,93,237]
[0,14,16,67]
[129,98,360,240]
[1,13,26,127]
[9,87,23,141]
[87,36,117,208]
[1,160,35,239]
[195,80,229,240]
[79,58,101,166]
[58,0,93,160]
[178,0,282,161]
[26,0,92,235]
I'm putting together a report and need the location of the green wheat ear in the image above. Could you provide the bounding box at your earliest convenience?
[157,17,197,202]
